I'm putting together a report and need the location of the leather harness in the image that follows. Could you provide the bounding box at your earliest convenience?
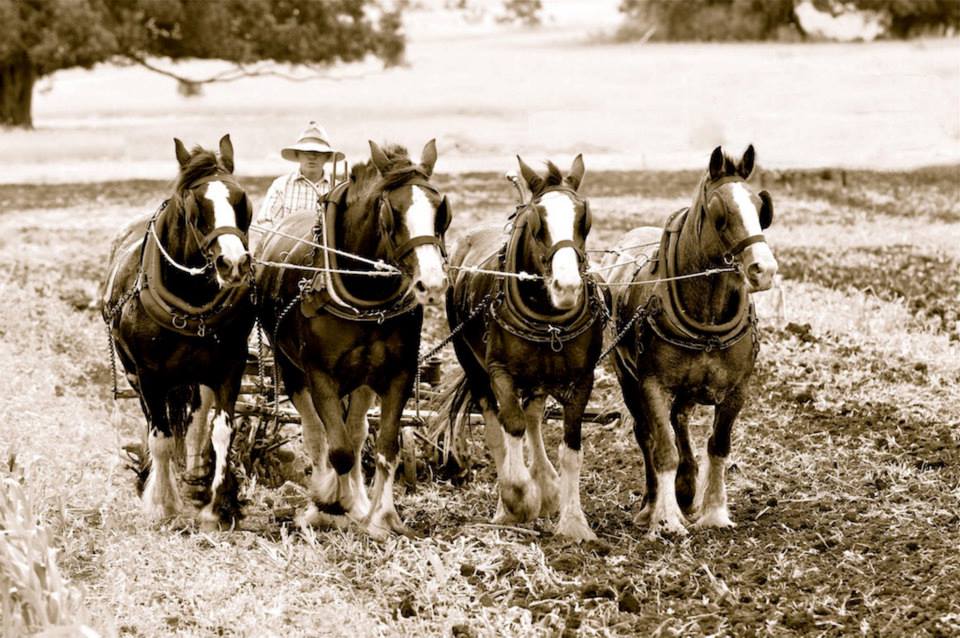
[489,189,606,351]
[135,175,252,339]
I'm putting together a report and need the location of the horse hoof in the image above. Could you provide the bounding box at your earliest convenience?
[693,507,736,529]
[298,503,350,531]
[556,515,597,542]
[499,480,541,523]
[646,515,689,540]
[536,478,560,517]
[633,504,651,526]
[364,510,417,541]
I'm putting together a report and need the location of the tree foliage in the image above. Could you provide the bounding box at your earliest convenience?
[0,0,405,127]
[618,0,959,42]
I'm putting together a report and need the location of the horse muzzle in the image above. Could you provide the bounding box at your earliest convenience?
[412,275,448,306]
[742,243,778,292]
[548,277,582,310]
[214,252,252,288]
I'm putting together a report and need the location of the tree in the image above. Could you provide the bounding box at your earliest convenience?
[0,0,405,128]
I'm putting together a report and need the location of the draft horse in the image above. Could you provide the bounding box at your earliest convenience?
[447,155,608,541]
[603,145,778,536]
[255,140,451,539]
[102,135,255,526]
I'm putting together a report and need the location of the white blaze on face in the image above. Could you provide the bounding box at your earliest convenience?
[540,191,582,305]
[406,186,446,293]
[203,181,246,263]
[729,183,777,288]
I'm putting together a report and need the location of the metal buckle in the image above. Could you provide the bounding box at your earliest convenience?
[547,325,563,352]
[172,314,187,330]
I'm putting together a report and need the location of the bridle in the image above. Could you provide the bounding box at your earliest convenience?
[179,173,251,271]
[698,175,766,266]
[376,175,450,273]
[514,186,590,275]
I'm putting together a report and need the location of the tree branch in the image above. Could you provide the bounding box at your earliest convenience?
[120,53,372,85]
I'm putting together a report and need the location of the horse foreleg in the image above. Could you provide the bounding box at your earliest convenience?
[524,394,559,516]
[636,379,686,538]
[488,366,540,523]
[290,389,350,530]
[139,380,182,521]
[693,384,746,529]
[671,396,699,514]
[344,386,375,519]
[555,386,597,542]
[364,375,416,540]
[306,371,362,521]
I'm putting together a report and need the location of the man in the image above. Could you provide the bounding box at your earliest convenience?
[256,121,345,228]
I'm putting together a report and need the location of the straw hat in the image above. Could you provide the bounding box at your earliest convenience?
[281,121,345,162]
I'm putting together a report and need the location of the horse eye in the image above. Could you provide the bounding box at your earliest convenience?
[714,214,727,232]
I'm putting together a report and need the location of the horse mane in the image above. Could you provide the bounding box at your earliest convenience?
[690,150,740,213]
[348,144,430,205]
[173,147,227,195]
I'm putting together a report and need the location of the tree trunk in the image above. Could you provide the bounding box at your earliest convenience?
[0,56,36,128]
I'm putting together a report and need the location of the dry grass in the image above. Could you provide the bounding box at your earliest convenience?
[0,167,958,635]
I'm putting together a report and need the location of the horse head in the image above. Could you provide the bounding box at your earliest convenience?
[366,139,451,306]
[173,134,253,288]
[698,145,778,292]
[516,154,591,310]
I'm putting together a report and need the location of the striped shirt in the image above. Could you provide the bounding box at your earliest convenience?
[256,170,330,228]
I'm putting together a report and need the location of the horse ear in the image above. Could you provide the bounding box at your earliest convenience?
[566,153,585,191]
[517,156,543,194]
[435,196,452,235]
[738,144,755,180]
[758,190,774,229]
[174,138,190,167]
[219,134,235,173]
[709,146,724,180]
[420,139,438,177]
[369,141,390,175]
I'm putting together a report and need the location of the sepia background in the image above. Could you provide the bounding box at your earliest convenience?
[1,1,958,636]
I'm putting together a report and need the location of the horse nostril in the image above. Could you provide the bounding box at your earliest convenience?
[747,263,763,280]
[414,280,427,294]
[215,254,228,273]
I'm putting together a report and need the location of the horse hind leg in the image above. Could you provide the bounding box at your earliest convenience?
[693,385,746,529]
[344,387,375,519]
[183,386,216,506]
[139,381,183,521]
[524,394,559,517]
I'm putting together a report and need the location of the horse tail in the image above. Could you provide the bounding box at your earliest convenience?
[422,370,472,480]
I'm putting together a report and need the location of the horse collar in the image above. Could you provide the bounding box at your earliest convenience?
[492,220,604,350]
[649,207,754,349]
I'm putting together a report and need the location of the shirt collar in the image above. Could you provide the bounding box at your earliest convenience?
[294,169,328,188]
